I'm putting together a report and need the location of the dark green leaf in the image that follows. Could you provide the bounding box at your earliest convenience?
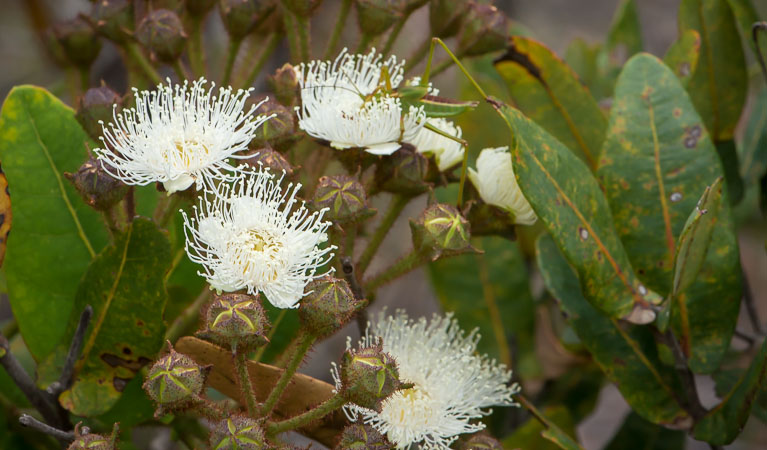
[90,376,156,430]
[726,0,763,54]
[502,406,580,450]
[663,29,701,86]
[740,89,767,185]
[604,411,686,450]
[39,217,170,416]
[535,234,689,426]
[0,86,108,360]
[491,100,661,322]
[596,53,741,373]
[694,339,767,444]
[564,38,601,94]
[594,0,643,98]
[714,367,767,423]
[494,37,606,170]
[536,364,604,423]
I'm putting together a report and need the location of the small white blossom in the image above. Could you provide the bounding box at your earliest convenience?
[469,146,537,225]
[95,78,270,193]
[181,169,334,308]
[295,48,426,155]
[406,118,465,171]
[332,311,519,449]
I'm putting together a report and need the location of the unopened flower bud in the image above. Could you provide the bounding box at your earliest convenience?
[267,63,299,106]
[187,0,217,17]
[457,2,510,57]
[429,0,470,38]
[468,147,536,226]
[312,175,374,223]
[340,344,401,410]
[76,85,122,140]
[90,0,134,43]
[250,98,299,151]
[335,423,391,449]
[67,423,119,450]
[64,157,128,211]
[242,147,294,177]
[219,0,271,41]
[143,344,208,411]
[137,9,187,63]
[459,433,503,450]
[197,293,269,350]
[299,276,366,337]
[209,416,266,449]
[375,144,429,196]
[282,0,322,17]
[53,18,102,69]
[356,0,403,38]
[410,203,476,260]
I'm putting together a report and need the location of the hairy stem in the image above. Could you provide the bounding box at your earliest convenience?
[253,309,287,364]
[266,393,345,437]
[296,15,311,62]
[282,7,301,63]
[222,38,242,86]
[244,33,281,87]
[357,195,409,275]
[323,0,352,60]
[259,333,316,417]
[363,249,424,293]
[355,33,373,54]
[234,348,259,416]
[18,414,74,442]
[188,16,206,77]
[165,288,214,343]
[125,42,163,85]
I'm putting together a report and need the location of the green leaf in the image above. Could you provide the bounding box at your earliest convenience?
[740,88,767,185]
[87,376,155,431]
[502,406,580,450]
[490,99,661,322]
[694,339,767,444]
[596,53,741,372]
[604,411,686,450]
[713,368,767,424]
[726,0,763,54]
[39,217,170,416]
[564,39,601,94]
[679,0,748,142]
[594,0,644,98]
[663,29,701,86]
[494,37,607,170]
[535,234,689,426]
[428,236,537,376]
[536,364,604,423]
[0,85,108,360]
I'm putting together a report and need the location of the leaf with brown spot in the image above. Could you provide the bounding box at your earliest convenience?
[176,336,345,447]
[663,29,701,86]
[0,164,11,268]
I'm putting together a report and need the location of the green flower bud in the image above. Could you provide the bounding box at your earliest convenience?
[187,0,217,17]
[64,157,128,211]
[137,9,187,63]
[457,2,510,57]
[75,85,121,140]
[299,276,366,337]
[335,423,391,449]
[68,423,119,450]
[53,18,102,69]
[197,293,270,351]
[429,0,470,38]
[375,144,429,196]
[209,416,266,450]
[242,147,295,177]
[340,344,401,410]
[282,0,323,17]
[410,203,477,260]
[356,0,403,38]
[312,175,375,224]
[250,97,300,151]
[219,0,272,41]
[143,345,208,411]
[90,0,134,43]
[267,63,299,106]
[459,433,503,450]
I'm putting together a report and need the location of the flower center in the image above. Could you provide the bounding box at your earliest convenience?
[165,139,210,168]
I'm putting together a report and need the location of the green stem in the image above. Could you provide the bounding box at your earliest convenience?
[282,8,301,63]
[345,224,357,258]
[244,33,281,87]
[125,42,163,85]
[1,320,18,340]
[357,195,409,275]
[79,68,90,92]
[381,11,412,55]
[266,393,346,436]
[102,206,121,240]
[457,139,469,206]
[222,38,242,86]
[188,16,206,77]
[363,249,424,293]
[165,288,213,343]
[253,309,287,364]
[323,0,353,59]
[355,33,373,54]
[259,333,316,417]
[234,348,259,416]
[296,15,311,62]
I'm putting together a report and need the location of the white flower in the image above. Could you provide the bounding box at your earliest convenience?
[406,118,465,171]
[468,147,537,225]
[332,311,519,449]
[295,48,426,155]
[95,78,270,193]
[181,169,334,308]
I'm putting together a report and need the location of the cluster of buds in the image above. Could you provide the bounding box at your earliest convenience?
[142,343,210,416]
[298,277,366,337]
[335,423,391,449]
[312,175,375,224]
[197,293,270,352]
[411,202,477,261]
[52,17,101,70]
[338,342,403,410]
[209,416,266,449]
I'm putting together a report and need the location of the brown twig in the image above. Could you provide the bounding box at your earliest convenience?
[18,414,75,442]
[49,306,93,396]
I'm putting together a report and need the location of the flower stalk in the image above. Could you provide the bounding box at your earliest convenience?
[259,332,317,417]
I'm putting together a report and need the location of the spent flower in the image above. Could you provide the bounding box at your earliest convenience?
[468,147,537,225]
[182,169,334,308]
[405,118,465,171]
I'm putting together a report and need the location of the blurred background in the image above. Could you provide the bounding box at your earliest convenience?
[1,0,766,449]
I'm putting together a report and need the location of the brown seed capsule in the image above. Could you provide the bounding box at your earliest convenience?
[187,0,217,17]
[374,144,430,196]
[335,423,391,449]
[143,344,208,411]
[64,156,128,211]
[137,9,187,63]
[249,97,299,151]
[219,0,272,41]
[53,17,102,69]
[76,85,122,140]
[458,433,503,450]
[340,343,401,410]
[209,415,266,449]
[241,147,295,177]
[90,0,134,43]
[356,0,403,38]
[312,175,374,223]
[410,203,477,261]
[299,276,366,337]
[197,293,270,351]
[457,2,510,57]
[267,63,299,106]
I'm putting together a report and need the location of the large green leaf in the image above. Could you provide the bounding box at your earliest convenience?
[663,29,701,86]
[726,0,763,54]
[604,411,686,450]
[40,217,170,416]
[535,234,689,426]
[597,54,741,372]
[0,86,108,360]
[490,100,661,322]
[740,89,767,186]
[694,339,767,444]
[713,367,767,424]
[494,36,606,170]
[428,236,537,375]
